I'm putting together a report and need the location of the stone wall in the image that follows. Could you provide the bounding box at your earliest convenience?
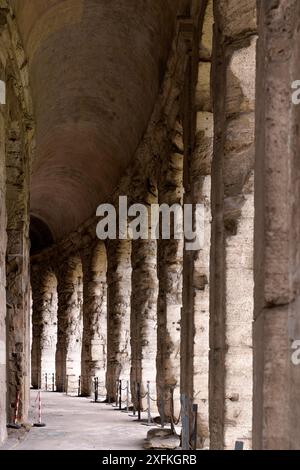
[0,1,34,434]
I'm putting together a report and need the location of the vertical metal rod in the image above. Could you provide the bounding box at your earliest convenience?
[52,373,55,392]
[115,380,119,405]
[78,376,81,397]
[147,381,151,425]
[192,404,198,450]
[170,386,175,434]
[45,373,47,391]
[119,380,122,410]
[234,441,244,450]
[126,380,129,412]
[181,394,190,450]
[65,375,69,395]
[132,381,136,416]
[160,387,165,429]
[137,382,141,421]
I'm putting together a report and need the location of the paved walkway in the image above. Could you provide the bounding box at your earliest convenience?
[2,391,147,450]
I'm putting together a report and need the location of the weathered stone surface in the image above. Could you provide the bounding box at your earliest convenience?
[209,0,256,450]
[31,269,57,389]
[56,257,83,395]
[181,0,213,449]
[0,93,7,445]
[106,239,131,401]
[4,0,300,453]
[81,243,107,397]
[253,0,300,450]
[144,428,180,450]
[156,133,183,421]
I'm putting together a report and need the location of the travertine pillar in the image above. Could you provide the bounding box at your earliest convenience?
[81,243,107,397]
[209,0,256,449]
[131,236,158,408]
[157,137,183,421]
[254,0,300,450]
[31,269,57,389]
[181,1,213,448]
[0,70,7,444]
[5,115,31,424]
[56,256,83,395]
[106,239,131,401]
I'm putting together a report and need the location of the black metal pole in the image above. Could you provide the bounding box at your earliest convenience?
[78,376,81,397]
[45,373,48,391]
[119,380,122,410]
[133,381,136,416]
[52,373,55,392]
[192,404,198,450]
[137,382,141,421]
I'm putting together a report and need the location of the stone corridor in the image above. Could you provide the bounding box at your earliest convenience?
[0,0,300,452]
[2,391,144,450]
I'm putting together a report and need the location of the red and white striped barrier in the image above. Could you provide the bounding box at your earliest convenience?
[33,390,46,427]
[7,390,21,429]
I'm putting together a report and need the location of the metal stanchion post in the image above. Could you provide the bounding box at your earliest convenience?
[45,373,48,391]
[147,381,151,426]
[94,377,98,402]
[78,376,81,397]
[115,380,119,405]
[132,382,136,416]
[235,441,244,450]
[181,394,190,450]
[192,404,198,450]
[119,380,122,410]
[137,382,141,421]
[170,386,175,434]
[126,380,129,413]
[65,375,69,395]
[159,386,165,429]
[52,373,55,392]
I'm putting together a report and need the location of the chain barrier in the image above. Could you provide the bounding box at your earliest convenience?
[36,372,200,449]
[30,373,246,449]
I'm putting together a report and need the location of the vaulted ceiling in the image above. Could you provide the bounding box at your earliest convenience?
[12,0,186,240]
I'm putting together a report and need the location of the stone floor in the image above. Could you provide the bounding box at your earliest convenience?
[1,391,149,450]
